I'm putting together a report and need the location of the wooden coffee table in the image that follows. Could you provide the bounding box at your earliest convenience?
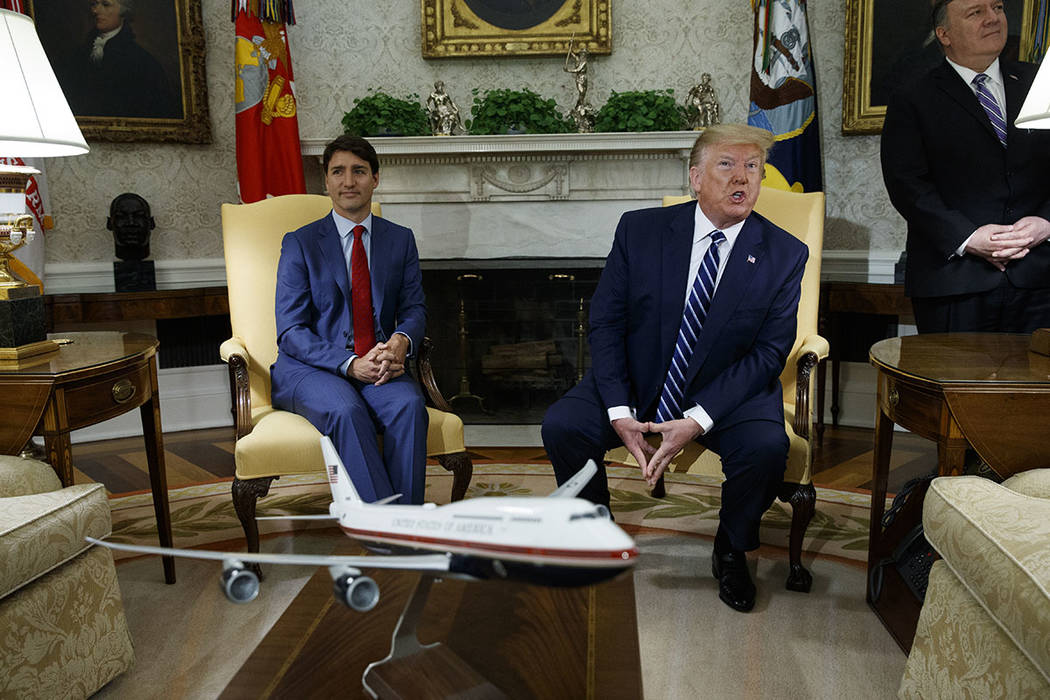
[222,543,642,699]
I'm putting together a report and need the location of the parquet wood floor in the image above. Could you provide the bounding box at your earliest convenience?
[68,424,937,497]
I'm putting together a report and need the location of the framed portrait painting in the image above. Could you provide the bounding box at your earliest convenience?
[421,0,611,58]
[842,0,1037,134]
[28,0,211,144]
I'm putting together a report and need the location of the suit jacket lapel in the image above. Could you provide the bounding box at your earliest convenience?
[660,204,696,369]
[933,60,999,143]
[1004,62,1025,125]
[317,213,350,303]
[369,216,388,321]
[685,215,763,383]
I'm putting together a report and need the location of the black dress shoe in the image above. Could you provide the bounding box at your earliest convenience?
[712,549,756,612]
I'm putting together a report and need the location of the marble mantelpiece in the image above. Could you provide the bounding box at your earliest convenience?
[301,132,699,259]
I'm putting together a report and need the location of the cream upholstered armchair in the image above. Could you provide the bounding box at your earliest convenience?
[220,195,472,559]
[899,471,1050,697]
[0,455,134,698]
[608,186,828,592]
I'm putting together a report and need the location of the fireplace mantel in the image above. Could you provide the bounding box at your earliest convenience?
[300,132,699,259]
[301,131,698,159]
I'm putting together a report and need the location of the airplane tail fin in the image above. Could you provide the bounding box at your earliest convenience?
[321,436,362,507]
[549,459,598,498]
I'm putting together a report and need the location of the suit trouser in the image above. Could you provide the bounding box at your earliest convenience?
[285,371,428,505]
[542,374,788,552]
[911,276,1050,333]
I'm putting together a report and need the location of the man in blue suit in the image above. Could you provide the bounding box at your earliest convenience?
[271,135,428,504]
[543,124,808,612]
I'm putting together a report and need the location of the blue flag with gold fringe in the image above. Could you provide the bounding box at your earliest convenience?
[747,0,823,193]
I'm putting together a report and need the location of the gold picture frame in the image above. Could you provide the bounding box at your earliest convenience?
[422,0,611,58]
[28,0,211,144]
[842,0,1036,135]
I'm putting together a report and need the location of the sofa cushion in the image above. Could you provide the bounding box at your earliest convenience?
[923,476,1050,680]
[1002,468,1050,500]
[0,455,62,498]
[0,484,112,599]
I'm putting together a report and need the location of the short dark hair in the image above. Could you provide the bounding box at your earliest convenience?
[323,135,380,175]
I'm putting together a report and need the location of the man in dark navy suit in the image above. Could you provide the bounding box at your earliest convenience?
[271,136,428,505]
[543,124,808,612]
[881,0,1050,333]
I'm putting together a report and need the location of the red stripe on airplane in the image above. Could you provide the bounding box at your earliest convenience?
[341,526,637,561]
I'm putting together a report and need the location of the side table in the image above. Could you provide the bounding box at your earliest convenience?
[0,331,175,583]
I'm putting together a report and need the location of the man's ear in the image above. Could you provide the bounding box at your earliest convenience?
[106,217,113,231]
[148,216,156,230]
[935,26,950,48]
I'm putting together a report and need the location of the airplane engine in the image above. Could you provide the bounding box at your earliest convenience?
[220,560,260,604]
[331,570,379,612]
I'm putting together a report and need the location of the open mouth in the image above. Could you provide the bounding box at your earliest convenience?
[729,191,747,203]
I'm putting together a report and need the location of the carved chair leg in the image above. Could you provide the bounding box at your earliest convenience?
[232,476,276,580]
[779,481,816,593]
[436,451,473,502]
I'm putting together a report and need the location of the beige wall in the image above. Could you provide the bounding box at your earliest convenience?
[43,0,903,268]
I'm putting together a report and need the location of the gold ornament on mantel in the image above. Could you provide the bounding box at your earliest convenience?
[564,35,595,133]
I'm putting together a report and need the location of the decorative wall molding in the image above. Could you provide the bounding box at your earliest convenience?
[46,258,228,294]
[44,250,899,293]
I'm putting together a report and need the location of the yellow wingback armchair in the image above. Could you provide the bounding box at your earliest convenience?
[607,186,828,592]
[220,195,472,559]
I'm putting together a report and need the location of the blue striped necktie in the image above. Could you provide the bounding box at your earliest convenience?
[973,73,1007,147]
[655,230,726,423]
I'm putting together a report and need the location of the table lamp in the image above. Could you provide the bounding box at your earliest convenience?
[0,8,88,361]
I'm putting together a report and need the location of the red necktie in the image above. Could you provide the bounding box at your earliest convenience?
[350,225,376,355]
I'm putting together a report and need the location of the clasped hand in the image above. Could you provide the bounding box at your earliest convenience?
[612,416,704,487]
[966,216,1050,271]
[347,337,408,385]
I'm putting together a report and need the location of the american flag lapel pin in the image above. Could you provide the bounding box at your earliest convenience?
[747,255,756,264]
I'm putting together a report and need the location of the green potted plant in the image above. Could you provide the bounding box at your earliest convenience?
[594,89,685,132]
[341,90,429,137]
[466,88,570,135]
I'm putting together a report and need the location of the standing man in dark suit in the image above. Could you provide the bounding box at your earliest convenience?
[542,124,808,612]
[271,135,428,504]
[881,0,1050,333]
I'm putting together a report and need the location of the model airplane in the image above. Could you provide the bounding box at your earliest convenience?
[88,436,638,612]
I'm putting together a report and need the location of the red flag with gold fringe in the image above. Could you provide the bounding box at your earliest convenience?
[233,0,305,203]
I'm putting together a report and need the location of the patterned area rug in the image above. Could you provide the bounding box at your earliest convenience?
[109,464,879,562]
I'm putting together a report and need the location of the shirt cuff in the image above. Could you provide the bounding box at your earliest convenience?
[339,354,358,377]
[393,331,413,357]
[683,404,713,433]
[607,405,636,423]
[954,231,975,258]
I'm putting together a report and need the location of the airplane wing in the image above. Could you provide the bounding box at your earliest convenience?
[548,459,598,498]
[85,537,451,573]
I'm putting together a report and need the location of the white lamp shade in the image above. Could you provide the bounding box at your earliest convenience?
[0,8,88,157]
[1016,54,1050,129]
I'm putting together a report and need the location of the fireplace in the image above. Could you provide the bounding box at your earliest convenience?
[422,261,601,425]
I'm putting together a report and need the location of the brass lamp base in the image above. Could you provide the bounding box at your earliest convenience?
[0,287,55,363]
